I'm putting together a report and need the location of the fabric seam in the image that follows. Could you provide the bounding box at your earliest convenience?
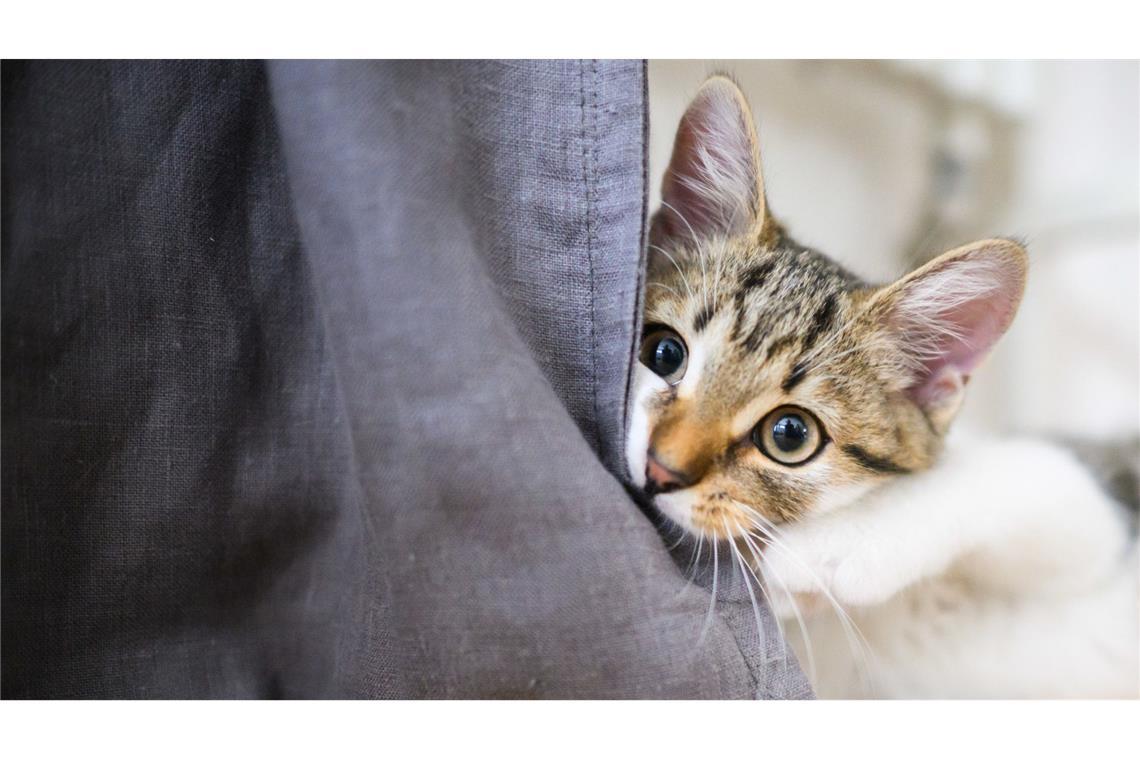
[621,60,651,480]
[581,59,604,457]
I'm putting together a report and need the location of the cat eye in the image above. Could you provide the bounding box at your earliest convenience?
[753,406,825,466]
[640,325,688,384]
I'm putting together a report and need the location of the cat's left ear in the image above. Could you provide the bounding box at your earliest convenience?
[649,76,776,254]
[867,239,1028,432]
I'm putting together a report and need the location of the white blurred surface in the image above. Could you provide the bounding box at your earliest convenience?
[648,60,1139,437]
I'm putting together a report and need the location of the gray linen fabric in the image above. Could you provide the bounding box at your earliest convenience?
[2,59,811,698]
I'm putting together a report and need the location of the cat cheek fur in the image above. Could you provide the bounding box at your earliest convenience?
[626,365,666,490]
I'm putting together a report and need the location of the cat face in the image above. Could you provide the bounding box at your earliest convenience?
[628,76,1027,540]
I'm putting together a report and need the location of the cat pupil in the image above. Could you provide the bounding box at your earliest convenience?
[772,414,808,452]
[653,337,684,376]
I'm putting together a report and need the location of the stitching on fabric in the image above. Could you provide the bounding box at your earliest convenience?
[581,59,603,456]
[621,60,651,479]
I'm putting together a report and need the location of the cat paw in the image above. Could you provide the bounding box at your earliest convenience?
[829,551,901,607]
[757,536,842,605]
[759,529,905,610]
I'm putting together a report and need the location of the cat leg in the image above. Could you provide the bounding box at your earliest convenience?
[761,438,1131,608]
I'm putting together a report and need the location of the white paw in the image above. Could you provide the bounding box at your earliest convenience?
[829,549,900,607]
[758,533,840,604]
[759,524,904,611]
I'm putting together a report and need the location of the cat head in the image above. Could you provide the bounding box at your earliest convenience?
[629,75,1027,539]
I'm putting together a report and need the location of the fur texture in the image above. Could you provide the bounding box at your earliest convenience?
[630,75,1139,698]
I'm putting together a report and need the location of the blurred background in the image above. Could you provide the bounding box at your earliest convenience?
[649,61,1139,439]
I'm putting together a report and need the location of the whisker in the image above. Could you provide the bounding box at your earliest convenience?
[658,200,714,317]
[658,200,709,266]
[740,528,818,685]
[648,243,697,304]
[725,518,789,682]
[697,536,720,648]
[732,503,877,695]
[724,519,765,647]
[646,281,682,300]
[749,526,872,693]
[734,524,812,683]
[673,530,705,601]
[664,520,690,553]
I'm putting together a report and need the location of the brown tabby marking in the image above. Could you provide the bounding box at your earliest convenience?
[644,235,943,532]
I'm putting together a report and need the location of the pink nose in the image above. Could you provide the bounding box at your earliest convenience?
[645,452,691,495]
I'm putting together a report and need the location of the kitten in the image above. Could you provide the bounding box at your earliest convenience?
[630,75,1139,698]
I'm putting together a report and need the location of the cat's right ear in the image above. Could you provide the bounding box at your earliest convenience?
[866,239,1029,433]
[649,76,774,258]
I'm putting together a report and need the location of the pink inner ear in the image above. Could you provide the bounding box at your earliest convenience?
[654,85,757,245]
[662,112,733,235]
[895,252,1025,408]
[910,299,1004,406]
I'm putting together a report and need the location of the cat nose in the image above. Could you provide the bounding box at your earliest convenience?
[645,451,694,495]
